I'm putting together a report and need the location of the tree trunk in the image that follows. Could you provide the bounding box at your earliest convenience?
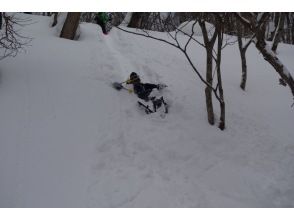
[60,12,81,40]
[256,26,294,98]
[216,31,225,130]
[128,12,143,28]
[51,12,58,27]
[269,13,280,41]
[237,34,248,90]
[199,20,217,125]
[140,12,151,29]
[215,14,226,130]
[272,13,285,52]
[0,12,2,30]
[239,49,247,90]
[292,16,294,44]
[86,13,93,22]
[205,48,215,125]
[285,13,291,44]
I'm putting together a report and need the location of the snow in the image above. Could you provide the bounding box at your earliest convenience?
[0,13,294,208]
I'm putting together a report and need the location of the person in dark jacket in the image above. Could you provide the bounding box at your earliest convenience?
[126,72,168,113]
[126,72,163,100]
[94,12,109,35]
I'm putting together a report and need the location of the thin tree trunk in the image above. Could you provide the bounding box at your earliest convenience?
[86,13,93,22]
[128,12,143,28]
[140,12,151,29]
[199,20,217,125]
[269,13,280,41]
[272,12,285,52]
[285,13,291,44]
[205,48,215,125]
[292,17,294,44]
[239,49,247,90]
[51,12,58,27]
[238,35,248,90]
[0,12,2,30]
[60,12,81,40]
[216,30,225,130]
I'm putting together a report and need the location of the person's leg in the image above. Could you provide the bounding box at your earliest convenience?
[101,23,107,34]
[97,20,107,34]
[151,96,168,113]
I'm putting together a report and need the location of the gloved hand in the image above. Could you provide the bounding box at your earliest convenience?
[126,79,132,84]
[157,84,168,90]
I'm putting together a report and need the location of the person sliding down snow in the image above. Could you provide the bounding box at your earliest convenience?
[126,72,168,114]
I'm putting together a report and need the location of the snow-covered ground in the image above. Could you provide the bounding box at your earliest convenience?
[0,14,293,207]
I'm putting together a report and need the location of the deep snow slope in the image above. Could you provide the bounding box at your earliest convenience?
[0,14,293,207]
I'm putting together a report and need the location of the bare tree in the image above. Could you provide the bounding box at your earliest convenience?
[284,13,291,44]
[0,13,31,60]
[80,13,95,23]
[199,19,218,125]
[271,12,286,53]
[111,13,127,27]
[60,12,81,40]
[237,22,253,90]
[86,13,94,23]
[215,14,226,130]
[292,14,294,44]
[268,13,280,40]
[128,13,144,28]
[235,12,294,103]
[51,12,58,27]
[0,12,2,30]
[126,12,151,29]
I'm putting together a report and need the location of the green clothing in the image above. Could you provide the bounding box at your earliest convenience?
[97,12,108,24]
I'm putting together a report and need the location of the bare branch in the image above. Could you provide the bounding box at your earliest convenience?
[115,26,217,91]
[115,26,178,49]
[174,20,206,48]
[0,13,32,60]
[184,21,197,51]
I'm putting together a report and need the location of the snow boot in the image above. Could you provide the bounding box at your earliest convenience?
[151,96,168,114]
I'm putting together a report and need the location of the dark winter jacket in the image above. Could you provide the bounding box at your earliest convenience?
[133,83,158,101]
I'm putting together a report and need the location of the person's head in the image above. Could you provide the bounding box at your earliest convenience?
[127,72,141,84]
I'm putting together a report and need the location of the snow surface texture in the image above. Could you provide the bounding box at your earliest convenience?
[0,14,294,208]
